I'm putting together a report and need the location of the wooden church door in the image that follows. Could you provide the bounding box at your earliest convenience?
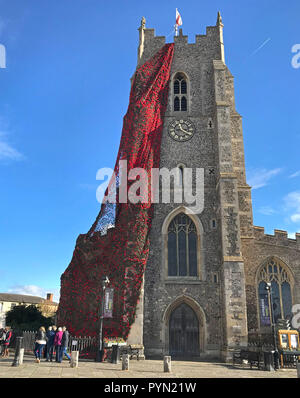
[169,303,200,358]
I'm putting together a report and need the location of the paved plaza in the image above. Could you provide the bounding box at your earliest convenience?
[0,354,297,378]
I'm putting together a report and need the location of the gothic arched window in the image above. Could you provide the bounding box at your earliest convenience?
[173,73,188,112]
[178,165,184,187]
[174,96,180,111]
[257,258,293,326]
[168,213,197,277]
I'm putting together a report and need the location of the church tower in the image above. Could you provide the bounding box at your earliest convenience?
[58,12,300,362]
[137,13,252,361]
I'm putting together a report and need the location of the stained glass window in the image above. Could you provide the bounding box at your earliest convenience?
[174,80,180,94]
[282,282,293,320]
[181,79,187,94]
[257,258,293,327]
[188,232,197,276]
[167,213,198,277]
[174,96,180,111]
[168,232,177,276]
[173,73,188,112]
[181,96,187,111]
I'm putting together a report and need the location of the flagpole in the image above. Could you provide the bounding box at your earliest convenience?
[174,24,178,37]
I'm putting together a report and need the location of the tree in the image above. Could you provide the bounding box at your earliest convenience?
[5,305,53,331]
[37,302,57,318]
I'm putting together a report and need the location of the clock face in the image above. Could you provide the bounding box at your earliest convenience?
[168,119,195,142]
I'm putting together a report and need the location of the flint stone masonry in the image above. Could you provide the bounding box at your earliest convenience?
[242,228,300,333]
[137,15,245,361]
[133,15,300,362]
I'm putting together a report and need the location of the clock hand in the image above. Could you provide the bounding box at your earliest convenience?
[179,125,192,135]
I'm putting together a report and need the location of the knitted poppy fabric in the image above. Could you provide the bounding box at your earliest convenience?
[57,43,174,344]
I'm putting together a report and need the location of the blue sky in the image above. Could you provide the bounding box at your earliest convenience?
[0,0,299,302]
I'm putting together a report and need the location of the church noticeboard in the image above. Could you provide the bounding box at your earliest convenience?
[104,288,114,318]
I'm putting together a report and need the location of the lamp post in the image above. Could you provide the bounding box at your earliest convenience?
[265,282,279,370]
[96,275,110,362]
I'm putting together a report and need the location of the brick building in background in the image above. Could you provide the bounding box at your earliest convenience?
[0,293,58,328]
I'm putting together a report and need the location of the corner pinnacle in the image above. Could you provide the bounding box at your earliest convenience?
[140,16,146,29]
[217,11,223,26]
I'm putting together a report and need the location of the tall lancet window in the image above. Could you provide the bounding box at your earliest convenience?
[173,73,188,112]
[168,213,197,277]
[257,258,293,327]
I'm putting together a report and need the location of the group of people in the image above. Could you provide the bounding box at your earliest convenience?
[34,325,71,364]
[0,324,71,363]
[0,326,12,358]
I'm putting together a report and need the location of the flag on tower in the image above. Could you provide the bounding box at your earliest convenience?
[175,8,182,36]
[175,8,182,26]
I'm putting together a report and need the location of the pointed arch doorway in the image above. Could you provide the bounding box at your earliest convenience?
[169,302,200,358]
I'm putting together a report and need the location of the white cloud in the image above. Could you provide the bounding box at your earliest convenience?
[291,214,300,223]
[7,285,60,303]
[284,191,300,225]
[247,168,282,189]
[0,139,23,161]
[258,206,276,216]
[289,170,300,179]
[288,232,297,239]
[0,120,24,161]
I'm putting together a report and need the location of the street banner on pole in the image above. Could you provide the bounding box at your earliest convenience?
[104,288,114,318]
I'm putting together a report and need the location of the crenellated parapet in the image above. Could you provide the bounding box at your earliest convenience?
[253,226,300,250]
[137,13,225,66]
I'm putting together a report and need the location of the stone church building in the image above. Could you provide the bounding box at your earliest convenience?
[126,13,300,361]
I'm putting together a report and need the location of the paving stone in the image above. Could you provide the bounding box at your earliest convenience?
[0,354,297,378]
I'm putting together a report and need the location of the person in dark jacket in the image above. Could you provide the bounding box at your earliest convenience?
[0,328,6,356]
[60,326,71,362]
[46,326,56,362]
[34,326,47,363]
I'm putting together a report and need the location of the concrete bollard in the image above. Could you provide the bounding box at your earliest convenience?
[19,348,24,365]
[70,351,79,368]
[122,354,130,371]
[297,362,300,378]
[12,336,23,367]
[164,356,171,373]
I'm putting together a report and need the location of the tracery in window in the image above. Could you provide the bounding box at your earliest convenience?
[257,258,293,326]
[167,213,197,277]
[173,73,188,112]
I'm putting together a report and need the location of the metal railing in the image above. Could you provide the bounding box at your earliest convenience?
[9,330,98,359]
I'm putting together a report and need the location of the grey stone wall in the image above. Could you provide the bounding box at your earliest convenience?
[141,19,238,359]
[243,229,300,334]
[135,16,300,361]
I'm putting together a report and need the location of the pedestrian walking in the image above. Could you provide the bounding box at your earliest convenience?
[54,327,63,363]
[60,326,71,362]
[0,328,6,356]
[2,326,12,358]
[34,326,47,363]
[46,325,56,362]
